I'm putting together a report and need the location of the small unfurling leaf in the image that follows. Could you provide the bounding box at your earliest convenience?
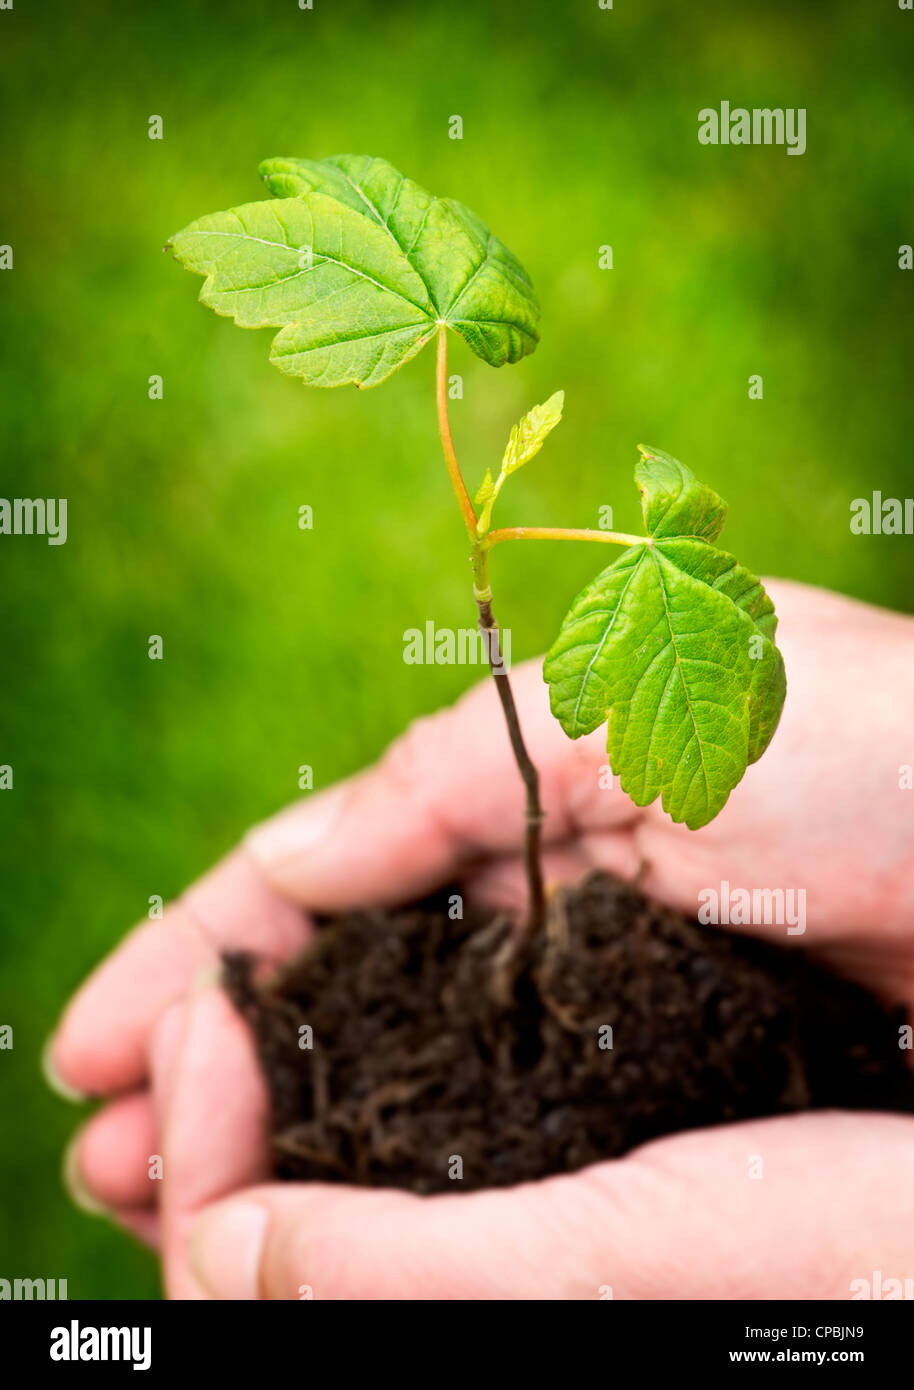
[474,469,495,507]
[501,390,564,475]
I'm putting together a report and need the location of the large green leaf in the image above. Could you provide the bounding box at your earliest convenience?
[168,154,539,388]
[543,447,786,829]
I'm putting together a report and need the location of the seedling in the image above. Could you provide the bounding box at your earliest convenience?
[168,154,786,932]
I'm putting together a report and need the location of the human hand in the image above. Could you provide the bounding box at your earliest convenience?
[47,577,914,1297]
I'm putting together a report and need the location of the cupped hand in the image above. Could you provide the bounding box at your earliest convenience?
[47,578,914,1297]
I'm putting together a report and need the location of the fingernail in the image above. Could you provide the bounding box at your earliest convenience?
[42,1036,89,1104]
[62,1134,112,1219]
[190,1201,269,1300]
[244,781,353,871]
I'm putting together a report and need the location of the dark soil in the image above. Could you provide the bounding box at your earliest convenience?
[225,871,914,1195]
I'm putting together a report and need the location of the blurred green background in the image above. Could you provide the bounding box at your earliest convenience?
[1,0,911,1298]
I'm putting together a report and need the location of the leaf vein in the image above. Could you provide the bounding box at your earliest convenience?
[569,552,645,736]
[193,228,432,317]
[648,548,712,808]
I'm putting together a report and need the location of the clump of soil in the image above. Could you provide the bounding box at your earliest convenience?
[225,871,914,1195]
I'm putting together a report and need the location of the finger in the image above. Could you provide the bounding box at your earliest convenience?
[245,660,640,911]
[62,1206,161,1252]
[186,1111,914,1299]
[48,849,310,1098]
[65,1092,158,1213]
[154,983,270,1300]
[115,1209,161,1250]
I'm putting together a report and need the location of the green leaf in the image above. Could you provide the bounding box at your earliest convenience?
[168,154,539,388]
[169,195,435,388]
[474,468,495,508]
[543,450,785,829]
[501,390,564,475]
[636,444,727,541]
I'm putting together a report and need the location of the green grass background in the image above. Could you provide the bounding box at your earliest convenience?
[0,0,911,1298]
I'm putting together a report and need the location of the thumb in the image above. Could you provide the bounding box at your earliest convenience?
[243,659,635,912]
[186,1111,914,1300]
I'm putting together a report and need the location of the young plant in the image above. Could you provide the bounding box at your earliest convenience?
[168,154,786,932]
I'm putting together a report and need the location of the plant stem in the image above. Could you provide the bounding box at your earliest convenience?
[472,548,545,933]
[435,327,478,543]
[434,327,546,932]
[486,525,646,550]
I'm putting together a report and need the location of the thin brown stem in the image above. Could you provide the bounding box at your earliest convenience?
[475,591,545,933]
